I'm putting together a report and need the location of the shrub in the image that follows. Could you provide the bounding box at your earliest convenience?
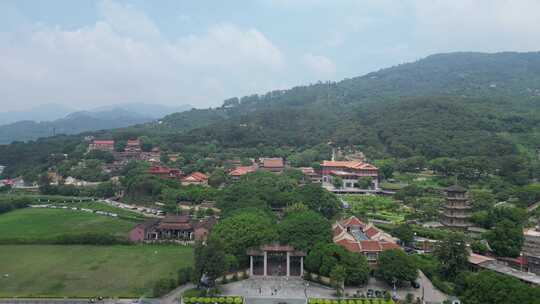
[182,288,206,298]
[178,267,194,285]
[55,233,128,245]
[152,278,175,297]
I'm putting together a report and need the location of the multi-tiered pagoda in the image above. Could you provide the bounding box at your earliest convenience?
[441,185,472,229]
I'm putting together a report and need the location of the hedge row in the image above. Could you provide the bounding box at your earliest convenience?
[184,297,243,304]
[308,298,394,304]
[0,196,29,214]
[0,233,129,245]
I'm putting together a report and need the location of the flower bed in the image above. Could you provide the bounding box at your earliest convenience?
[308,298,394,304]
[184,296,243,304]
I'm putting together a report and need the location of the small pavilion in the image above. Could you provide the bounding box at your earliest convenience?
[247,244,305,277]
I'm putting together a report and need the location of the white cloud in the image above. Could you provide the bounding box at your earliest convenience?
[411,0,540,52]
[301,53,337,80]
[0,0,288,110]
[97,0,161,41]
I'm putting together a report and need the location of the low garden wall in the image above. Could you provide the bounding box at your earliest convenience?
[216,270,249,284]
[309,298,394,304]
[304,272,331,286]
[184,296,244,304]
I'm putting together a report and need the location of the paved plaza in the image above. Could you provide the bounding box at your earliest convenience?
[221,277,334,299]
[220,271,447,304]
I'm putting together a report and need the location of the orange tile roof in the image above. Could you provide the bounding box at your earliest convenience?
[321,160,377,170]
[364,226,380,239]
[183,172,208,182]
[359,240,382,252]
[380,242,401,250]
[336,239,361,253]
[341,216,365,228]
[229,166,256,176]
[261,158,284,168]
[93,140,114,145]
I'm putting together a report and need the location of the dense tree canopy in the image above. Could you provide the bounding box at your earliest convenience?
[210,210,277,264]
[457,271,540,304]
[486,219,524,258]
[376,249,418,286]
[277,210,331,252]
[305,243,369,286]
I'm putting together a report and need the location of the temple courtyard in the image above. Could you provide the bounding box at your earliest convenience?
[220,272,447,303]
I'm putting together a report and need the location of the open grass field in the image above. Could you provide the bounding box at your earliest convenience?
[0,208,138,243]
[0,245,193,297]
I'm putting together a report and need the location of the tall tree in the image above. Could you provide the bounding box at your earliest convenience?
[208,168,227,187]
[376,249,418,286]
[433,233,469,280]
[330,265,346,297]
[194,239,226,288]
[393,224,414,246]
[486,219,524,257]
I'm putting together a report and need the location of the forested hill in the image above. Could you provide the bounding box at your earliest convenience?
[155,51,540,134]
[161,52,540,153]
[2,51,540,178]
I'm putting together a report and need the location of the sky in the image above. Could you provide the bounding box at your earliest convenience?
[1,0,540,111]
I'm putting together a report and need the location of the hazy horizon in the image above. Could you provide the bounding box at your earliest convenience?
[1,0,540,111]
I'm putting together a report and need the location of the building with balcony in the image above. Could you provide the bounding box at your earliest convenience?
[321,160,379,192]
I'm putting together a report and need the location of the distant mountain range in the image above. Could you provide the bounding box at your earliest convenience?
[0,103,75,125]
[0,103,192,144]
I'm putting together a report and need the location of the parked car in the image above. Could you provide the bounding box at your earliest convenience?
[367,289,374,298]
[411,281,420,289]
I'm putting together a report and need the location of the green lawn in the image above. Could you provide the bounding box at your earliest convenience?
[0,245,193,297]
[392,172,445,189]
[342,195,412,223]
[0,208,138,243]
